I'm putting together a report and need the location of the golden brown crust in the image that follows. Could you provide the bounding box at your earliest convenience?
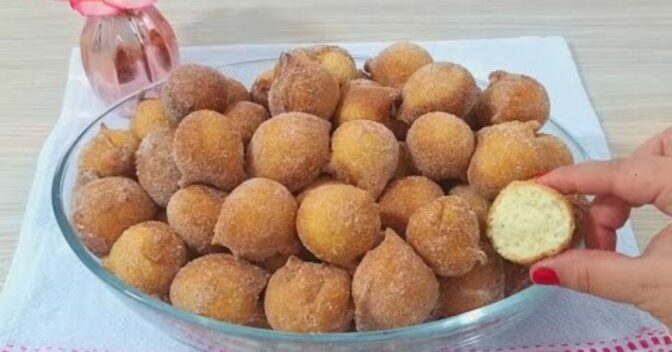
[268,53,340,120]
[223,101,270,146]
[437,242,504,317]
[329,120,399,199]
[166,185,227,254]
[290,45,358,86]
[448,183,491,237]
[71,176,157,257]
[130,99,175,140]
[103,221,187,297]
[472,70,550,129]
[295,175,343,205]
[364,42,433,88]
[135,129,181,207]
[264,256,353,332]
[161,64,230,123]
[169,254,268,324]
[536,133,575,172]
[297,184,381,267]
[247,112,331,192]
[213,178,300,262]
[334,83,401,127]
[173,110,246,191]
[379,176,444,236]
[467,121,544,200]
[78,125,139,183]
[406,112,475,181]
[398,62,480,125]
[250,68,275,109]
[352,229,439,331]
[406,196,486,277]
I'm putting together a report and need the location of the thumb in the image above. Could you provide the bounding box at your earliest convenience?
[529,249,645,305]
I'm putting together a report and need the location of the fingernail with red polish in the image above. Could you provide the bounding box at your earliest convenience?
[531,267,560,285]
[533,170,548,179]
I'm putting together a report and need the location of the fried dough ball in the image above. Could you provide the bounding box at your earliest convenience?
[467,121,544,200]
[265,256,353,332]
[406,196,486,277]
[398,63,480,125]
[437,242,505,317]
[161,64,230,123]
[379,176,443,236]
[78,125,139,183]
[449,183,491,235]
[392,142,417,179]
[297,184,381,267]
[248,304,271,329]
[364,42,433,88]
[290,45,358,86]
[352,229,439,331]
[536,133,574,172]
[169,254,268,324]
[329,120,399,199]
[166,185,227,254]
[472,70,550,128]
[103,221,187,297]
[136,129,181,207]
[173,110,246,191]
[295,175,343,205]
[406,112,475,181]
[268,53,340,120]
[503,261,532,296]
[213,178,300,262]
[130,99,175,140]
[334,81,401,127]
[247,112,331,192]
[250,68,274,109]
[71,177,157,256]
[223,101,270,146]
[226,77,251,105]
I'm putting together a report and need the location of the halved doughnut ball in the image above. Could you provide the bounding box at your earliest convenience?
[169,254,268,324]
[352,229,439,331]
[265,256,353,332]
[406,196,486,277]
[487,181,575,265]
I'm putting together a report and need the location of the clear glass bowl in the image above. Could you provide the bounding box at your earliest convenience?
[52,58,589,352]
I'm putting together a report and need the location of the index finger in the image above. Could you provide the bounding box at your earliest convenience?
[536,157,672,215]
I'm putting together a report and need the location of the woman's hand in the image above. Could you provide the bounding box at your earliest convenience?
[532,128,672,326]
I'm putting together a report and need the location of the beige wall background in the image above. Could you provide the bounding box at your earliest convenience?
[0,0,670,289]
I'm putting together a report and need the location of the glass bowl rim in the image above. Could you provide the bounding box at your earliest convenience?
[51,57,586,343]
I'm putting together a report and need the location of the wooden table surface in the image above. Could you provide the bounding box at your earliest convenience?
[0,0,670,289]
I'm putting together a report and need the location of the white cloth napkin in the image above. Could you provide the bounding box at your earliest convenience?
[0,37,668,352]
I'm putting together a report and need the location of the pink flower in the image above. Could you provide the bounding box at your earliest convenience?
[67,0,157,17]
